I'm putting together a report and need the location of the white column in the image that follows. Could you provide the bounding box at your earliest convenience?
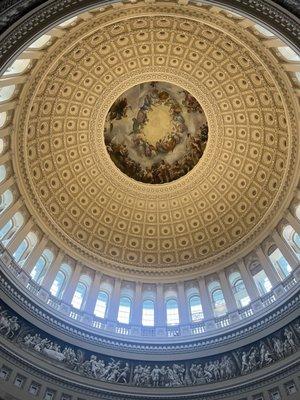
[236,259,261,300]
[197,277,215,320]
[40,250,64,291]
[177,281,190,325]
[256,245,282,286]
[83,272,102,314]
[107,278,122,321]
[218,270,237,313]
[19,50,44,59]
[22,234,48,274]
[131,281,143,325]
[0,101,17,112]
[155,283,165,326]
[0,75,27,87]
[197,277,216,330]
[0,151,10,165]
[285,210,300,233]
[0,198,23,227]
[272,229,298,268]
[7,217,34,254]
[61,262,82,304]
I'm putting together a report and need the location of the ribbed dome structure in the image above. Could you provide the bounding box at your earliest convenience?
[0,1,299,400]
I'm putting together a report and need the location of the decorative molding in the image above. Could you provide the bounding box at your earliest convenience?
[0,300,300,397]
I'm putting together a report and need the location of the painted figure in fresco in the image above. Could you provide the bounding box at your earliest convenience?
[109,98,130,120]
[104,82,209,184]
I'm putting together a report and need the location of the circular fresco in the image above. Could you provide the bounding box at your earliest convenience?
[104,82,208,184]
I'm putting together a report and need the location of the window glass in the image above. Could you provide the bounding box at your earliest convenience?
[277,47,300,62]
[142,299,155,326]
[0,219,13,240]
[58,16,78,27]
[166,298,180,325]
[0,190,13,213]
[0,112,7,128]
[94,291,108,318]
[30,249,53,283]
[71,282,87,309]
[282,225,300,259]
[30,256,46,282]
[211,288,227,316]
[252,269,272,295]
[117,297,131,324]
[13,239,28,262]
[0,85,15,102]
[0,165,6,183]
[29,35,51,49]
[253,24,274,37]
[189,295,203,322]
[50,270,66,297]
[269,248,292,279]
[4,59,31,76]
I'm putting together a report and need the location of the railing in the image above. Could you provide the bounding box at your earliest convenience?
[0,242,299,340]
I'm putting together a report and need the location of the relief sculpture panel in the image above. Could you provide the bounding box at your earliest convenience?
[0,301,299,388]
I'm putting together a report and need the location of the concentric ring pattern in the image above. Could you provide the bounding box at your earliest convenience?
[13,3,299,278]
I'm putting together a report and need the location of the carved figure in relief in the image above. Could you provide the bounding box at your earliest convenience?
[259,343,273,367]
[241,351,249,374]
[272,337,284,359]
[0,314,20,338]
[0,303,299,388]
[151,365,160,387]
[284,328,296,351]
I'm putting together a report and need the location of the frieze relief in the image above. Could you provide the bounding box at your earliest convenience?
[0,300,299,389]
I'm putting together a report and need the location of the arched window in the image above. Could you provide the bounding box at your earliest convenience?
[0,85,16,103]
[142,299,155,326]
[0,219,13,240]
[212,289,227,316]
[30,249,53,283]
[71,282,87,309]
[282,225,300,259]
[228,271,250,308]
[0,190,13,214]
[50,270,66,298]
[166,298,180,326]
[253,24,274,37]
[277,47,300,61]
[13,239,28,263]
[29,35,51,49]
[117,297,131,324]
[0,112,7,128]
[13,232,37,266]
[94,291,109,318]
[250,263,272,295]
[268,248,292,279]
[0,165,6,183]
[58,16,78,28]
[296,204,300,221]
[208,281,227,317]
[50,263,71,298]
[0,212,24,244]
[189,295,203,322]
[3,59,31,76]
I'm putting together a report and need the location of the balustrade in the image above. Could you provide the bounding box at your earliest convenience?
[0,234,299,339]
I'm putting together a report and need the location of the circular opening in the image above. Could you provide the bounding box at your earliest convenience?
[104,81,208,184]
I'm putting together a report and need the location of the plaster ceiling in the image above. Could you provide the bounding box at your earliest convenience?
[13,2,299,279]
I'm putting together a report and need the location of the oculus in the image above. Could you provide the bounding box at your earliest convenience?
[104,82,208,184]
